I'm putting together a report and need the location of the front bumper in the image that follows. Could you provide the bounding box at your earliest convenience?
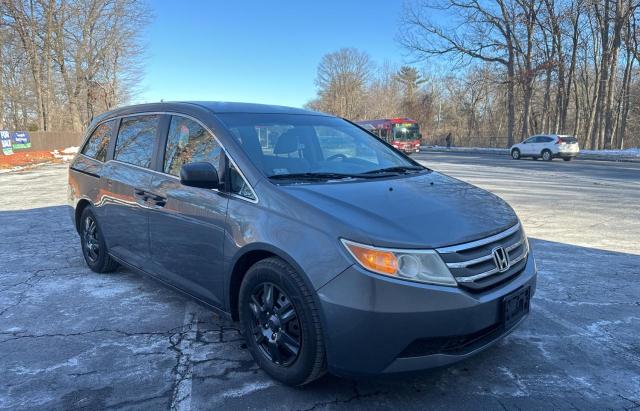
[317,253,537,376]
[393,145,420,153]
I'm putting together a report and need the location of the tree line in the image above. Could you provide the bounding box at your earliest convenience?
[308,0,640,149]
[0,0,149,132]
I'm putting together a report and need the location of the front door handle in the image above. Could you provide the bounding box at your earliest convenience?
[146,192,167,208]
[134,188,166,207]
[134,188,148,200]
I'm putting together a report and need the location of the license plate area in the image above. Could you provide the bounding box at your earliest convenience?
[503,286,531,329]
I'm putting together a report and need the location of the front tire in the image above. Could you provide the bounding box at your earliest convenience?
[511,149,521,160]
[541,149,553,161]
[239,257,326,386]
[80,207,118,273]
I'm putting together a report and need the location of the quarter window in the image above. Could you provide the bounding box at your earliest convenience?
[114,115,159,168]
[82,120,115,162]
[164,116,223,177]
[228,163,256,200]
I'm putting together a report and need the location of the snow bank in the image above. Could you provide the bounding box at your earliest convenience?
[422,145,640,161]
[580,147,640,157]
[51,146,79,162]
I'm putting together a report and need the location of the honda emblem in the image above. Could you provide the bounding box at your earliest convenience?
[492,246,510,272]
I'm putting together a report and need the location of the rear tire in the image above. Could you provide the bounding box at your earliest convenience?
[511,149,521,160]
[239,257,326,386]
[80,207,118,273]
[541,149,553,161]
[563,157,572,161]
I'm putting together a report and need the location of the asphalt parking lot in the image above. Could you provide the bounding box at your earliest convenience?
[1,153,639,410]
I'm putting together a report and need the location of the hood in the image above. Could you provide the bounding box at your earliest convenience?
[279,171,518,249]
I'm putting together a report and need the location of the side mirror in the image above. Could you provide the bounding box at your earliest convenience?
[180,162,221,189]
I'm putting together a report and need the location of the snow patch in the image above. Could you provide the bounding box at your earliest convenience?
[61,146,79,154]
[51,146,79,162]
[221,381,275,398]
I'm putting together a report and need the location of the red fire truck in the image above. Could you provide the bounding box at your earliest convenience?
[355,118,421,154]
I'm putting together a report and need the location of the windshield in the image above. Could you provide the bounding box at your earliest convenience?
[392,123,420,141]
[215,113,423,180]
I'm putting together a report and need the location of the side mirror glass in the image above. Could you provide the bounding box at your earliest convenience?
[180,162,221,189]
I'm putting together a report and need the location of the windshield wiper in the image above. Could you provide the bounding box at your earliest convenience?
[361,165,425,175]
[269,172,362,181]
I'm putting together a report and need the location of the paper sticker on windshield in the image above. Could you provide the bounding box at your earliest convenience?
[273,168,288,175]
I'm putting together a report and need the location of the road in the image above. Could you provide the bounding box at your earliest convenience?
[0,154,638,410]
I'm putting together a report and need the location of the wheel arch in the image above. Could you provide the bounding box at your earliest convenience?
[74,198,93,234]
[227,243,320,322]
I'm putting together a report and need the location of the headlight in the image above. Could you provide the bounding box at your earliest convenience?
[341,239,457,286]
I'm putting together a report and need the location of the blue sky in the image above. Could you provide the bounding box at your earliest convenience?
[135,0,410,108]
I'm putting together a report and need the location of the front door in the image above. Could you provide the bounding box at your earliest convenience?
[101,114,162,269]
[147,115,228,307]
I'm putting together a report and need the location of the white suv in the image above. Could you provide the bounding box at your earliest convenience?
[510,134,580,161]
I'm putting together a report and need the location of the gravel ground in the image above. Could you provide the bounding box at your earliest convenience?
[0,154,638,410]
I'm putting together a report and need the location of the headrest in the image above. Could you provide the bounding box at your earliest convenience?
[274,129,301,155]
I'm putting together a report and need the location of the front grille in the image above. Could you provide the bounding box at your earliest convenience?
[437,223,528,292]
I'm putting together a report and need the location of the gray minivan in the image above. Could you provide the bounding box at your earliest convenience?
[69,102,536,385]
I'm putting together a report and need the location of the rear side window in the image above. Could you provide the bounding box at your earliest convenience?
[542,137,554,143]
[114,115,160,168]
[82,120,115,162]
[163,116,223,177]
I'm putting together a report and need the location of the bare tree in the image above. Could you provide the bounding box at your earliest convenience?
[307,48,374,119]
[0,0,150,132]
[395,0,640,149]
[399,0,521,146]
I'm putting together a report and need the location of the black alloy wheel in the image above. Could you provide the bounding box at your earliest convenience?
[80,206,118,273]
[248,282,301,367]
[83,215,100,263]
[239,257,326,385]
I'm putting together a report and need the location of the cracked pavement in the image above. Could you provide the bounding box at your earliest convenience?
[0,155,639,410]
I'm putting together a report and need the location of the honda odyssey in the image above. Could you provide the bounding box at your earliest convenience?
[68,102,537,385]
